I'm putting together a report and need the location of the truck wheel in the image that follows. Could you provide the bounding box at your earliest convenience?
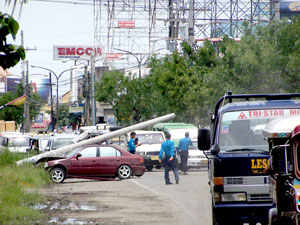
[146,166,153,171]
[212,206,219,225]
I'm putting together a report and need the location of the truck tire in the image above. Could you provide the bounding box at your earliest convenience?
[146,166,153,171]
[212,206,219,225]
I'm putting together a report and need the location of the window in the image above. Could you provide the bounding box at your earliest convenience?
[80,147,98,158]
[100,146,121,157]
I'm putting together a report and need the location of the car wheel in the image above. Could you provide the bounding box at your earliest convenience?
[50,167,65,183]
[117,165,132,179]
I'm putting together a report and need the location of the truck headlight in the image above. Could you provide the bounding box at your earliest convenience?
[221,193,246,202]
[213,192,221,203]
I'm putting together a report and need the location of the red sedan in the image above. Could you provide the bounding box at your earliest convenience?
[44,145,146,183]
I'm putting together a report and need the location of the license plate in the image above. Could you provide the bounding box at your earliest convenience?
[151,156,159,160]
[201,160,208,163]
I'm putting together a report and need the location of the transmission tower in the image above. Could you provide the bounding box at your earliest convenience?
[92,0,275,71]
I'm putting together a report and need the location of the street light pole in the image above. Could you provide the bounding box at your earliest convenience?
[114,48,143,78]
[31,65,80,133]
[49,72,54,132]
[114,48,163,78]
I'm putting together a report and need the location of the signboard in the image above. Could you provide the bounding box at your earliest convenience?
[31,78,50,101]
[32,113,48,129]
[106,115,116,125]
[118,21,135,28]
[106,53,123,60]
[280,1,300,19]
[53,46,102,61]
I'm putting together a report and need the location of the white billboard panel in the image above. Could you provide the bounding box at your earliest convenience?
[53,46,102,60]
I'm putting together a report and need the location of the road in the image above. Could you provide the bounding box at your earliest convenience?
[40,168,212,225]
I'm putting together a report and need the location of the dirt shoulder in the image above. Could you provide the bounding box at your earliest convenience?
[38,178,178,225]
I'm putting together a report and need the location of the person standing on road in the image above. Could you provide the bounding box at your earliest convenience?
[159,132,179,185]
[128,132,141,154]
[177,132,193,175]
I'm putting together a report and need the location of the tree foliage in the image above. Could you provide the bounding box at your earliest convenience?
[0,11,25,70]
[0,84,42,125]
[96,17,300,127]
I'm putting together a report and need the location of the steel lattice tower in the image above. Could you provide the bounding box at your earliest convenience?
[92,0,275,70]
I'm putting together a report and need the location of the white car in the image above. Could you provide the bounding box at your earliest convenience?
[134,130,166,171]
[0,132,31,153]
[178,145,208,169]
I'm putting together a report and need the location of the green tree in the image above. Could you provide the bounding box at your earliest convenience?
[0,11,25,70]
[0,83,42,125]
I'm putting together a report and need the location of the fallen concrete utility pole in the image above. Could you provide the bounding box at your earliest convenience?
[17,113,175,165]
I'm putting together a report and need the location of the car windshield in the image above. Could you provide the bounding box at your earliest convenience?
[40,139,49,149]
[52,138,74,150]
[219,108,299,152]
[169,128,198,140]
[136,133,164,144]
[9,137,30,147]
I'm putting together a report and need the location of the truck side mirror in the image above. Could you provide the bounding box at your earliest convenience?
[198,128,211,151]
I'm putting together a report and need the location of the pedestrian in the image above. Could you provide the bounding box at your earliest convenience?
[128,132,141,154]
[177,132,193,175]
[159,132,179,185]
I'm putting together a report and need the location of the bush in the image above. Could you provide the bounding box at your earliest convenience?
[0,150,51,224]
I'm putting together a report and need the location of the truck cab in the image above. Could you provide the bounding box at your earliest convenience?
[198,93,300,225]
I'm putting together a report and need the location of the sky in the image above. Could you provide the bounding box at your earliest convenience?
[0,1,95,96]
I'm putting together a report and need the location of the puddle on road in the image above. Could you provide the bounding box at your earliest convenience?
[49,217,91,225]
[32,201,98,211]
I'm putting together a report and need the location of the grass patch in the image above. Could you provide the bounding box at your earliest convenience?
[0,150,51,225]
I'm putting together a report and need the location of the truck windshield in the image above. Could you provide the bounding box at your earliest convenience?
[219,109,299,152]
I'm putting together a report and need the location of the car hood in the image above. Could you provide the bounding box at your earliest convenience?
[136,144,161,152]
[36,156,66,164]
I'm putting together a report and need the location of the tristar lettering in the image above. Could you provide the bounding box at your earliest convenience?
[248,110,285,118]
[290,109,300,116]
[53,46,102,61]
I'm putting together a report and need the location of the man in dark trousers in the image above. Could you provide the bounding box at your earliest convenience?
[159,132,179,185]
[177,132,193,175]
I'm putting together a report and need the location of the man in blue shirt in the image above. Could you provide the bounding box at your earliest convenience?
[159,132,179,185]
[177,132,193,175]
[128,132,141,154]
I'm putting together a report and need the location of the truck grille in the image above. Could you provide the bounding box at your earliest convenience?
[226,177,243,184]
[249,194,272,202]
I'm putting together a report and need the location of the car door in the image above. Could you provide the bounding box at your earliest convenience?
[69,146,99,176]
[98,146,122,176]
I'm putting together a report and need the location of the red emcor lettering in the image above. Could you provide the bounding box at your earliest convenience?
[76,48,84,55]
[58,48,65,55]
[66,48,76,55]
[85,48,93,56]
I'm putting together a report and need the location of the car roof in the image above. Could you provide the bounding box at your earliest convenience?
[134,130,165,135]
[47,133,78,140]
[220,99,300,113]
[0,132,30,137]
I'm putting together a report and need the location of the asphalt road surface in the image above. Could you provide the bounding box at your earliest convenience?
[40,168,212,225]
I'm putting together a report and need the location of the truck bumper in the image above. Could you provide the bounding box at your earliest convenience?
[214,202,274,224]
